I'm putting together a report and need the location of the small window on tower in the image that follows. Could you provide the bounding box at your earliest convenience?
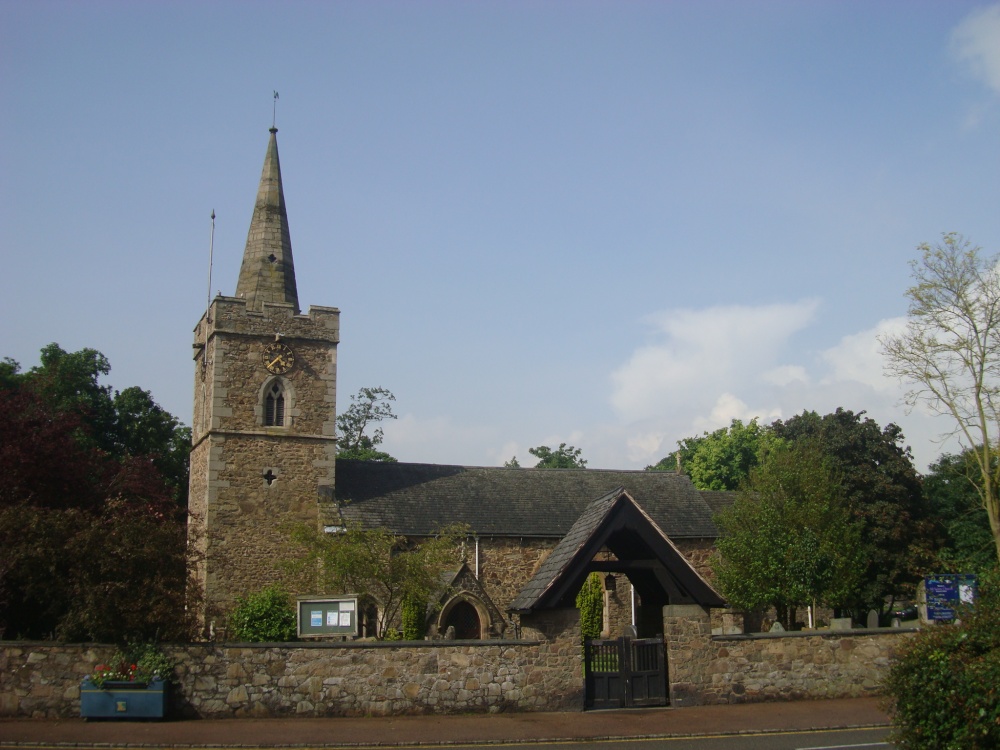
[265,381,285,426]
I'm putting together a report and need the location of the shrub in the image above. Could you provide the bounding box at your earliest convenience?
[226,585,297,642]
[884,567,1000,749]
[576,573,604,640]
[401,597,426,640]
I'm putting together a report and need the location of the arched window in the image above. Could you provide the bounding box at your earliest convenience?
[264,381,285,426]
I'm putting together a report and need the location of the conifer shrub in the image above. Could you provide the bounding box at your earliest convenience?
[884,568,1000,749]
[226,585,297,642]
[576,573,604,640]
[401,597,426,640]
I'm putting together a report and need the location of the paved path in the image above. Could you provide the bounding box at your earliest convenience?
[0,697,891,748]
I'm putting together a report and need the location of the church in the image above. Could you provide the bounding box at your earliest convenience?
[187,127,729,641]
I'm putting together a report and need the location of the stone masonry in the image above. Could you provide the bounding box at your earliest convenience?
[189,296,339,624]
[663,604,916,706]
[1,610,582,718]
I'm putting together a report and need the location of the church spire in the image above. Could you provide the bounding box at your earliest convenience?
[235,127,300,313]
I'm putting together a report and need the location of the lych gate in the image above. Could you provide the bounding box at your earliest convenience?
[509,487,725,709]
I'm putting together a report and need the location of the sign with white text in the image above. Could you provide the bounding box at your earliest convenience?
[924,574,978,621]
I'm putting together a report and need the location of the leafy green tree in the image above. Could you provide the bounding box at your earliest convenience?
[884,567,1000,749]
[880,234,1000,563]
[712,441,865,629]
[770,408,936,619]
[924,451,997,574]
[504,456,521,468]
[336,386,397,462]
[287,522,466,640]
[648,418,774,490]
[575,572,604,640]
[227,585,297,642]
[529,443,587,468]
[24,344,118,454]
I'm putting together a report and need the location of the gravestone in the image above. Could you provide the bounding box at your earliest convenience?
[769,621,785,632]
[830,617,853,630]
[867,609,880,629]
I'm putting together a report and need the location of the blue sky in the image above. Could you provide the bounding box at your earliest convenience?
[2,1,999,472]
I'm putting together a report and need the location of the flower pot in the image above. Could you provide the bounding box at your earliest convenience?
[80,676,167,719]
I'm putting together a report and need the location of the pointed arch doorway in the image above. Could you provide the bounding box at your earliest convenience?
[442,599,482,639]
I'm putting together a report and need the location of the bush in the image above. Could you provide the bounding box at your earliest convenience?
[884,567,1000,749]
[401,597,426,640]
[226,585,297,642]
[576,573,604,640]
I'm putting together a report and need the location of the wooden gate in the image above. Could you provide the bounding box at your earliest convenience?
[584,636,667,709]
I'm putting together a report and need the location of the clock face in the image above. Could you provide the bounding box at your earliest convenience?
[262,342,295,374]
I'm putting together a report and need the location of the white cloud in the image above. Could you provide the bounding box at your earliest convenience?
[761,365,808,387]
[609,300,820,421]
[608,304,950,471]
[626,431,667,464]
[692,393,783,434]
[820,317,905,394]
[951,3,1000,96]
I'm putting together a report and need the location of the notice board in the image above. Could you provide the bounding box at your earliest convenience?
[297,597,359,638]
[924,574,978,621]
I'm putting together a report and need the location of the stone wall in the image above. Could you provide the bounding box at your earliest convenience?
[663,604,916,706]
[2,606,914,718]
[0,610,582,719]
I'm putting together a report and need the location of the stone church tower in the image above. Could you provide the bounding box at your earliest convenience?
[188,127,340,627]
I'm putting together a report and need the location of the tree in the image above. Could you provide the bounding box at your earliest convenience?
[529,443,587,468]
[880,234,1000,563]
[336,386,397,462]
[0,345,197,641]
[113,387,191,507]
[712,441,866,629]
[287,522,467,640]
[924,450,997,574]
[771,408,936,619]
[648,418,774,490]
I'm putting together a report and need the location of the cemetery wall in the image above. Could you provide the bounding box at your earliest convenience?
[0,610,582,719]
[664,604,918,706]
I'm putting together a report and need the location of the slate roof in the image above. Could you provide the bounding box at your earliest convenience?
[509,487,624,612]
[509,488,725,613]
[335,460,720,539]
[698,490,738,516]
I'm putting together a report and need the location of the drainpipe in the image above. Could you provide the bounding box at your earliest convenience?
[475,537,480,578]
[631,584,636,627]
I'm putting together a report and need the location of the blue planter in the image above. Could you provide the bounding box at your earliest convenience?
[80,677,167,719]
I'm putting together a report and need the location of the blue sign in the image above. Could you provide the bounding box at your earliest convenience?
[925,574,978,621]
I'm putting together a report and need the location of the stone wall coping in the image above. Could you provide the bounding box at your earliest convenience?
[712,626,920,642]
[1,639,540,650]
[219,639,540,649]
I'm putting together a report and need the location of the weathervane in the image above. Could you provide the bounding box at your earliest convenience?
[272,91,279,129]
